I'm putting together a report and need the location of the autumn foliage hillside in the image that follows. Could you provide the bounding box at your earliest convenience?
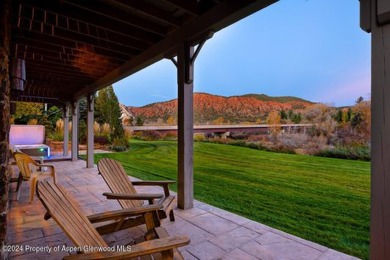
[126,93,312,124]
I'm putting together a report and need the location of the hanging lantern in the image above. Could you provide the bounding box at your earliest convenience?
[10,58,26,92]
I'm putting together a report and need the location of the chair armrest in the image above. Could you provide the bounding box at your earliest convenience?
[36,165,56,183]
[87,204,162,223]
[132,180,175,197]
[63,235,190,260]
[132,180,175,186]
[103,192,163,201]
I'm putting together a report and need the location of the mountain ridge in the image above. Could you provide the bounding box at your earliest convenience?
[124,92,313,124]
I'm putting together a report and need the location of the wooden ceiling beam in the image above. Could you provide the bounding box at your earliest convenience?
[75,0,277,99]
[17,45,122,68]
[13,36,132,62]
[19,1,162,44]
[63,0,168,37]
[22,55,111,76]
[24,59,101,78]
[27,67,96,86]
[163,0,200,16]
[19,50,119,72]
[18,17,148,53]
[13,87,74,102]
[18,7,151,51]
[27,66,90,79]
[13,28,140,57]
[111,0,183,28]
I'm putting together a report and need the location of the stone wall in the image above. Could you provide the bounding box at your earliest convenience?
[0,0,11,258]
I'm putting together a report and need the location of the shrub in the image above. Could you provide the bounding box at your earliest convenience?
[55,119,64,135]
[27,118,38,125]
[194,133,205,142]
[134,131,162,141]
[109,137,129,152]
[316,146,370,161]
[162,131,177,141]
[94,135,110,145]
[48,132,64,141]
[101,123,110,136]
[93,121,101,134]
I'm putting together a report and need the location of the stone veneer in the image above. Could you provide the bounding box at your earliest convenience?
[0,0,11,259]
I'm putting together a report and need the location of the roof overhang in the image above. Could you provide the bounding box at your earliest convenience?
[9,0,278,104]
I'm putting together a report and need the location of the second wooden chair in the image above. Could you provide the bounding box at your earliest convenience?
[13,151,56,202]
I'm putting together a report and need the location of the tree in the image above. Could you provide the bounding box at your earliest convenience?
[136,117,144,126]
[291,113,302,124]
[212,116,225,125]
[13,102,43,124]
[351,100,371,140]
[280,110,288,120]
[355,96,364,104]
[335,110,343,123]
[78,98,88,123]
[166,116,175,125]
[95,85,124,138]
[302,103,336,137]
[266,110,281,134]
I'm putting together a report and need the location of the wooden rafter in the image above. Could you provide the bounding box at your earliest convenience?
[63,0,169,36]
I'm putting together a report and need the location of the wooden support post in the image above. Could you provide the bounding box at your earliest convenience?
[363,0,390,258]
[177,42,195,209]
[63,103,70,156]
[86,93,94,168]
[71,100,79,161]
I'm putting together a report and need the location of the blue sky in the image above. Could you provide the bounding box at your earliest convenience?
[113,0,370,107]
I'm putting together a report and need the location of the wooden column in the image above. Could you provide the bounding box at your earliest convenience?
[0,0,11,256]
[177,42,195,209]
[63,103,70,156]
[362,0,390,258]
[86,93,94,168]
[71,101,79,161]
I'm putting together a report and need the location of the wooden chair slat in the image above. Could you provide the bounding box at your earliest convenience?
[38,183,96,247]
[36,181,190,260]
[97,158,176,222]
[37,181,107,248]
[37,183,91,246]
[99,158,142,208]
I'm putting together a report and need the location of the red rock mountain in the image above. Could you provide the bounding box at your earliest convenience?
[126,93,312,124]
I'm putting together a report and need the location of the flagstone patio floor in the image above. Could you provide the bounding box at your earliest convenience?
[6,159,359,259]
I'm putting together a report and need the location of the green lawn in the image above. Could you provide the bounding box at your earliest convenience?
[93,140,370,259]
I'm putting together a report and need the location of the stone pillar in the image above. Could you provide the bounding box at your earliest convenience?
[0,0,11,257]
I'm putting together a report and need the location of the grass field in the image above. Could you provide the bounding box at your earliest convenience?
[92,140,370,259]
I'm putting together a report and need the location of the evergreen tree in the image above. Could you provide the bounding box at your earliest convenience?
[335,110,343,123]
[136,117,144,126]
[280,110,288,120]
[95,85,124,138]
[291,113,302,124]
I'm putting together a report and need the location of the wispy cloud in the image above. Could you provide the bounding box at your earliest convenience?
[316,73,370,106]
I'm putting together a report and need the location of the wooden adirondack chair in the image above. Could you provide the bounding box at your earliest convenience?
[36,180,190,260]
[97,158,176,224]
[13,151,56,202]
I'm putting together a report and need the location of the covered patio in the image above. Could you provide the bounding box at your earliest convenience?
[7,159,356,259]
[1,0,390,259]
